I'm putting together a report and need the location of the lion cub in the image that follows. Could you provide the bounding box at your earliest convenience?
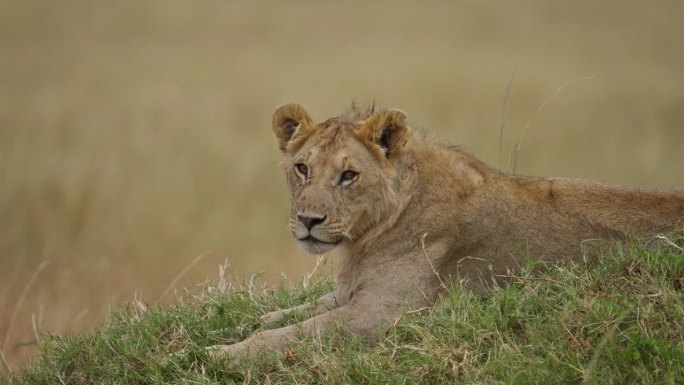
[207,103,684,358]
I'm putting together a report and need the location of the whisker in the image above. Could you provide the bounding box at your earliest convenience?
[341,231,354,243]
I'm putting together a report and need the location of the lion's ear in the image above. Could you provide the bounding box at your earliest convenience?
[358,108,410,159]
[272,103,315,153]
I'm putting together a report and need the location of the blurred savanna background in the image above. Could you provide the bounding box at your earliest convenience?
[1,0,683,370]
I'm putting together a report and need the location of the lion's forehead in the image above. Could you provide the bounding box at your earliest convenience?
[305,146,351,170]
[299,129,369,171]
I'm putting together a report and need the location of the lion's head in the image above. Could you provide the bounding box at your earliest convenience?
[272,103,411,255]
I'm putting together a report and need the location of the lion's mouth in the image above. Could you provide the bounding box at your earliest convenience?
[298,235,340,245]
[296,235,341,255]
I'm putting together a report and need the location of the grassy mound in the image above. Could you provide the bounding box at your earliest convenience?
[4,237,683,384]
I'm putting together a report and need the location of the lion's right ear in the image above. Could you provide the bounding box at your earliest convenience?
[272,103,315,153]
[356,108,410,160]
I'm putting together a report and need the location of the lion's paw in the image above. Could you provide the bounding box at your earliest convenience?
[205,341,249,360]
[260,310,286,325]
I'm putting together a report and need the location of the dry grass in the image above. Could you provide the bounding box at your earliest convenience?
[1,0,683,370]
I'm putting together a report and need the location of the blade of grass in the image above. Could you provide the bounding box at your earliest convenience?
[160,251,210,301]
[508,75,595,173]
[498,66,517,169]
[2,261,49,355]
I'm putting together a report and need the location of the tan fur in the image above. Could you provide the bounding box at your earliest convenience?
[206,103,684,359]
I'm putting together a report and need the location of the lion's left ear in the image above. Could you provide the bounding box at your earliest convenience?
[357,108,410,159]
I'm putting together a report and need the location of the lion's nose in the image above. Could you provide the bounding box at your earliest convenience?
[297,214,326,230]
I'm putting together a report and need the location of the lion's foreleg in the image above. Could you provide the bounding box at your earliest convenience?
[260,291,341,325]
[207,294,398,359]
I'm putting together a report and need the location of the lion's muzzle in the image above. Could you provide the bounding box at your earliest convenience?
[290,212,342,255]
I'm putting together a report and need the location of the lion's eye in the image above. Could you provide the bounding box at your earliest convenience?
[294,163,308,177]
[339,170,358,185]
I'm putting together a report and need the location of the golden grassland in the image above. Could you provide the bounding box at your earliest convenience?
[1,0,683,370]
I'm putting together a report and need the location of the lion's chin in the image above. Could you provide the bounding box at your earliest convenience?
[297,237,340,255]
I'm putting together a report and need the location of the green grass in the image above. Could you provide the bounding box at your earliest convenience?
[5,236,684,385]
